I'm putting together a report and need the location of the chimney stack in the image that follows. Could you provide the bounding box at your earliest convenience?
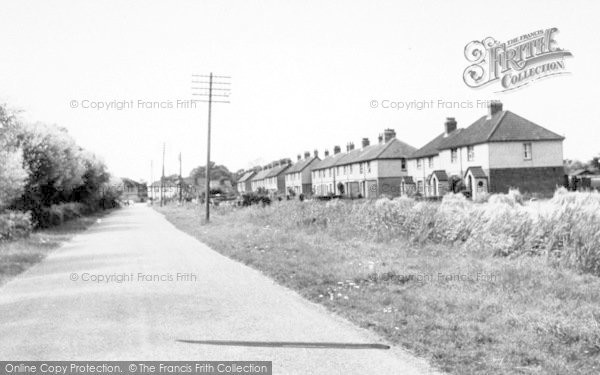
[444,117,457,136]
[362,138,370,148]
[297,154,301,161]
[378,134,383,144]
[304,151,310,159]
[333,145,341,154]
[324,149,329,157]
[349,142,355,151]
[488,100,503,118]
[314,149,319,158]
[384,128,396,142]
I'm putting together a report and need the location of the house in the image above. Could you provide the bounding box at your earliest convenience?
[312,129,416,198]
[250,166,271,192]
[120,178,148,202]
[407,101,565,199]
[236,170,255,194]
[285,151,320,197]
[148,178,179,201]
[263,160,291,196]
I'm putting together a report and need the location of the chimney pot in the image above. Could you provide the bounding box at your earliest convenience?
[488,100,503,118]
[297,154,301,161]
[324,149,329,157]
[444,117,457,136]
[378,134,383,144]
[313,149,319,157]
[304,151,310,159]
[362,138,370,148]
[383,128,396,143]
[334,145,341,154]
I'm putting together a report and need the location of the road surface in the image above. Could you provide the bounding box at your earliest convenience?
[0,204,440,374]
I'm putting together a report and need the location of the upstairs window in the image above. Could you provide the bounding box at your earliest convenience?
[467,146,475,161]
[523,143,532,160]
[428,157,434,168]
[359,163,364,174]
[367,161,371,173]
[401,158,406,170]
[451,148,458,163]
[417,158,422,168]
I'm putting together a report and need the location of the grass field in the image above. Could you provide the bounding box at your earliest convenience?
[157,196,600,375]
[0,212,107,286]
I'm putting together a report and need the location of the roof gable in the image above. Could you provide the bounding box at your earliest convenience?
[286,156,319,173]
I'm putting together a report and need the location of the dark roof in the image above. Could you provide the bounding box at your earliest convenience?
[410,132,462,159]
[430,170,448,181]
[464,166,487,179]
[265,164,290,178]
[312,138,416,171]
[237,171,255,183]
[251,168,271,181]
[438,111,564,150]
[286,156,319,174]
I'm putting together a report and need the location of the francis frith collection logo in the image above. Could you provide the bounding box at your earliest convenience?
[463,27,573,92]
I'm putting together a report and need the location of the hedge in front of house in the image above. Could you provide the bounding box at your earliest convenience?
[0,211,32,241]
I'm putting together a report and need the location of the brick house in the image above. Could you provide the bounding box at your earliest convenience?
[407,101,565,199]
[263,160,291,196]
[312,129,416,198]
[250,166,271,192]
[285,151,320,197]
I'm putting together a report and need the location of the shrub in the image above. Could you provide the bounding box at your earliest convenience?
[0,210,32,240]
[38,202,88,227]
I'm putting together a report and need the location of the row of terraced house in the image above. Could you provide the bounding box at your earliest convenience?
[237,102,565,199]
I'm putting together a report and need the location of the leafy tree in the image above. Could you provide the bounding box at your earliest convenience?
[0,104,28,210]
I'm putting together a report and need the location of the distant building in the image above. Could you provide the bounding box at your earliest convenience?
[311,129,416,198]
[237,170,256,194]
[120,178,148,202]
[285,151,320,197]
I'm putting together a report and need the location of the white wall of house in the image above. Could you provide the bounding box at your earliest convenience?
[439,143,490,177]
[407,155,440,195]
[285,171,303,194]
[312,167,336,195]
[488,140,563,168]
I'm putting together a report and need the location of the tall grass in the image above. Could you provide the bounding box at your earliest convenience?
[212,188,600,276]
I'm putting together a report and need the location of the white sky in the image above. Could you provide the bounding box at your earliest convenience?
[1,0,598,181]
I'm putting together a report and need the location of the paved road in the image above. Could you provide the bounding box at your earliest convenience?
[0,205,440,374]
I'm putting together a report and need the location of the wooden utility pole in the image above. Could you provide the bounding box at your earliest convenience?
[160,142,165,207]
[179,152,183,203]
[191,73,231,223]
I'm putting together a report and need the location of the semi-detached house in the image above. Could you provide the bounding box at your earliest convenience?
[285,151,320,196]
[406,101,565,199]
[312,129,416,198]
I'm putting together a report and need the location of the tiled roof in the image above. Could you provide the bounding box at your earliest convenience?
[251,168,271,181]
[438,111,564,150]
[286,156,319,174]
[464,166,487,178]
[430,170,449,181]
[410,132,454,159]
[312,138,416,171]
[237,171,255,183]
[265,164,290,178]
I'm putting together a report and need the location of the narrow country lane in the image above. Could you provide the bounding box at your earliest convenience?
[0,205,440,375]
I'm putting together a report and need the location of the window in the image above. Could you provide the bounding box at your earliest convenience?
[523,143,532,160]
[349,164,353,173]
[343,166,347,175]
[428,157,434,168]
[417,158,422,168]
[367,161,371,173]
[328,168,331,177]
[451,148,458,163]
[401,158,406,170]
[417,180,424,193]
[467,146,474,161]
[359,163,364,174]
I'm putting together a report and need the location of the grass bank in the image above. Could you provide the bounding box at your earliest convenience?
[0,211,108,286]
[156,197,600,375]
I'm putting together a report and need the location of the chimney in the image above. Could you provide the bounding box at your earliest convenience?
[362,138,370,148]
[324,149,329,157]
[488,100,503,118]
[272,161,279,167]
[378,134,383,144]
[333,145,341,154]
[304,151,310,159]
[346,143,350,152]
[444,117,457,136]
[384,128,396,142]
[349,142,355,151]
[297,154,301,161]
[314,149,319,158]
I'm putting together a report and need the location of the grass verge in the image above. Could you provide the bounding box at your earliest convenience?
[0,211,109,286]
[156,203,600,375]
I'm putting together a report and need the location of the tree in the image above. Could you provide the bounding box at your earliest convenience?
[0,104,28,210]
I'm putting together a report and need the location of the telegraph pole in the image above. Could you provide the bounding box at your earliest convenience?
[191,73,231,223]
[179,152,183,203]
[160,142,165,207]
[150,160,154,205]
